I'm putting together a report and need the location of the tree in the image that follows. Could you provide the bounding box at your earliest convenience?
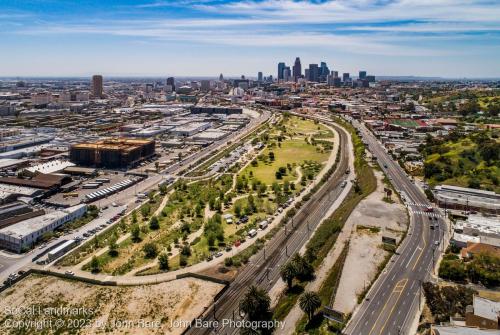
[158,252,169,270]
[143,242,158,258]
[268,151,275,161]
[234,202,242,218]
[131,224,141,242]
[90,256,100,273]
[291,253,314,281]
[181,244,192,257]
[141,204,151,218]
[280,261,297,290]
[487,103,500,117]
[108,238,118,257]
[149,216,160,230]
[239,286,271,322]
[159,183,168,195]
[299,291,321,321]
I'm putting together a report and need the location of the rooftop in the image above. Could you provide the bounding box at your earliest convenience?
[0,204,86,240]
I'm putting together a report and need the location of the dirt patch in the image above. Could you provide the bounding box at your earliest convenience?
[0,274,223,335]
[332,169,408,314]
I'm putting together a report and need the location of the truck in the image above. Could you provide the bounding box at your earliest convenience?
[248,229,257,238]
[258,220,268,230]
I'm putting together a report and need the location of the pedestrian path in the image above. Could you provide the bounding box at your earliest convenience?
[408,209,444,218]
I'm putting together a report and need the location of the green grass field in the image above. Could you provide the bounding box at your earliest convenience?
[240,116,333,186]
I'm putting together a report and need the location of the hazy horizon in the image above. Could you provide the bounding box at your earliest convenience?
[1,1,499,78]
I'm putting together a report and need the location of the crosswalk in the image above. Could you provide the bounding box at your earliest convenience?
[408,209,444,218]
[406,202,430,208]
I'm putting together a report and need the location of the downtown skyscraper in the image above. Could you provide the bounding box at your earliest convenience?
[278,62,286,80]
[292,57,302,81]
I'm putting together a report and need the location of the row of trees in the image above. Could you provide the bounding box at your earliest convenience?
[239,285,322,334]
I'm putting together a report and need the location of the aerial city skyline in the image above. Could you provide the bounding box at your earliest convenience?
[0,1,499,335]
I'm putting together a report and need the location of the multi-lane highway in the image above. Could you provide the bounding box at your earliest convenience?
[344,117,446,335]
[187,120,352,335]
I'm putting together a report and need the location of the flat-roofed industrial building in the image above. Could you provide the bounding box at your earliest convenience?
[0,204,86,252]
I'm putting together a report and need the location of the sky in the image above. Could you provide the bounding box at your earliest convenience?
[0,0,499,78]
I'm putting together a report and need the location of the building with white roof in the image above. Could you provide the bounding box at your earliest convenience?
[433,185,500,214]
[26,159,75,174]
[0,204,86,252]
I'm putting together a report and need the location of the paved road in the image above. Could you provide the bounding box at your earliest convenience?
[344,117,446,335]
[186,119,351,335]
[0,205,126,283]
[0,109,271,284]
[95,110,271,211]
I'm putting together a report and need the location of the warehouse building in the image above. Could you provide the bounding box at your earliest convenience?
[190,106,242,114]
[0,204,87,252]
[70,138,155,168]
[433,185,500,214]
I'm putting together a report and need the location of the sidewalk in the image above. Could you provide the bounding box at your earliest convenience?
[43,120,342,287]
[273,124,355,335]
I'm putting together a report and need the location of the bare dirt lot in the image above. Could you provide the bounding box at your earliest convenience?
[332,169,408,314]
[0,274,223,335]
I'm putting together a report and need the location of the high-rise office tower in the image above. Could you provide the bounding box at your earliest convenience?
[319,62,330,81]
[91,75,103,98]
[219,73,224,81]
[308,64,319,82]
[292,57,302,81]
[342,73,350,82]
[359,71,367,80]
[333,71,339,78]
[278,62,286,80]
[166,77,175,91]
[258,72,263,82]
[283,67,291,82]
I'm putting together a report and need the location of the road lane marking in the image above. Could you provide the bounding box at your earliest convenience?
[378,279,408,335]
[368,278,408,335]
[412,216,427,271]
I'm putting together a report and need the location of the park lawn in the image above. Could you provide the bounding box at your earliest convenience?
[241,139,329,185]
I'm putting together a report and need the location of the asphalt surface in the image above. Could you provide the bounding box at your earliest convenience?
[0,109,271,284]
[0,205,126,283]
[343,117,446,335]
[186,119,351,335]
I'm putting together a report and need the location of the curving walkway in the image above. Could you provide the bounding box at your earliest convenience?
[44,121,341,287]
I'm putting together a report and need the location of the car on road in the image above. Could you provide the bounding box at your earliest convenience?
[206,255,213,261]
[434,241,440,246]
[225,246,232,252]
[65,271,75,276]
[215,252,223,258]
[383,164,388,168]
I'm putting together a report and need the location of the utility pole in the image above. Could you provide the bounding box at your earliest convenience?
[419,279,422,311]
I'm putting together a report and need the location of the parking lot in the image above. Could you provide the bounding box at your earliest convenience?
[45,172,138,207]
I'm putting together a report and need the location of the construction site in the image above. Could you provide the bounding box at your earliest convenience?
[69,138,155,169]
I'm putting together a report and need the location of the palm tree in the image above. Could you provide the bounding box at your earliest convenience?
[280,261,297,290]
[299,291,321,321]
[239,285,271,322]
